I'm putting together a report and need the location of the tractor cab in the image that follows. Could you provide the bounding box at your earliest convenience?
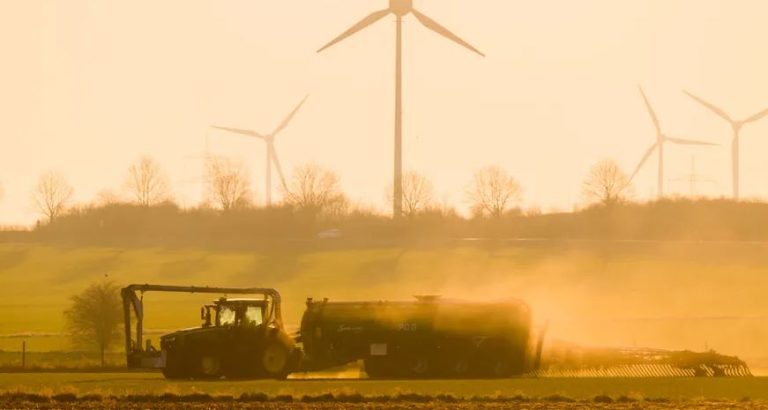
[202,298,274,329]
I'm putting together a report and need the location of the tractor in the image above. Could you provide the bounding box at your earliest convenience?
[122,284,301,379]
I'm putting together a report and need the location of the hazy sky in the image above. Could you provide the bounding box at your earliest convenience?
[2,0,768,225]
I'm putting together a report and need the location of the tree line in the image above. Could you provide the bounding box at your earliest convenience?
[22,154,768,245]
[13,153,768,244]
[23,155,632,226]
[5,154,766,245]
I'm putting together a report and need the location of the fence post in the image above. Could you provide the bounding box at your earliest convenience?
[22,340,26,369]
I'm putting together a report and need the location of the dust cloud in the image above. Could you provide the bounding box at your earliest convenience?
[321,241,768,374]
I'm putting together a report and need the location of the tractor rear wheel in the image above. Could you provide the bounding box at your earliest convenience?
[261,342,290,380]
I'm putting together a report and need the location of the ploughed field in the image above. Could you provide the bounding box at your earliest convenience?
[2,241,768,372]
[2,373,768,409]
[4,400,768,410]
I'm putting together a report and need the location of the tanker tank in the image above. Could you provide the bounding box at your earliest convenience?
[298,295,532,378]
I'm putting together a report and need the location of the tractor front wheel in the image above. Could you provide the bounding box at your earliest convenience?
[162,349,188,379]
[198,354,223,379]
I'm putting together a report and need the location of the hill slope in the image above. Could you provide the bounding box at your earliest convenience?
[1,240,767,370]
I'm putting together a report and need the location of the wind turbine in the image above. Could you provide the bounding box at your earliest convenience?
[630,87,717,198]
[212,95,308,206]
[683,90,768,200]
[318,0,484,218]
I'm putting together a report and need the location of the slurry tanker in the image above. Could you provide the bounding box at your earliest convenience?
[121,284,750,379]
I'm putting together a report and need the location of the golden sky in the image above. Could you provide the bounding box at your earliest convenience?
[2,0,768,225]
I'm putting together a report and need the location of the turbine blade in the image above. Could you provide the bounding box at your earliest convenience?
[411,9,485,57]
[211,126,265,139]
[629,143,658,182]
[665,137,719,146]
[683,90,733,122]
[638,86,661,135]
[317,9,391,53]
[272,95,309,136]
[268,142,288,192]
[743,108,768,124]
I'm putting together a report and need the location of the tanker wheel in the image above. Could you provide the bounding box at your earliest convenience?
[363,357,390,379]
[470,355,515,378]
[489,358,512,378]
[198,354,223,379]
[472,350,510,378]
[407,356,432,378]
[261,342,290,380]
[449,357,471,379]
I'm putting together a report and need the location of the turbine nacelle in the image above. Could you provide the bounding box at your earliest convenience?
[390,0,413,16]
[317,3,484,57]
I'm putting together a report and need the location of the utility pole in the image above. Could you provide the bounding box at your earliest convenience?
[670,156,716,196]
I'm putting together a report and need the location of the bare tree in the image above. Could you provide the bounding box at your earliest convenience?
[33,171,74,223]
[283,163,347,215]
[94,189,123,207]
[582,158,632,207]
[64,281,123,367]
[124,156,170,206]
[205,156,252,210]
[387,170,435,217]
[466,166,522,218]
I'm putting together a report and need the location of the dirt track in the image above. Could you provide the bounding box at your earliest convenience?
[3,401,768,409]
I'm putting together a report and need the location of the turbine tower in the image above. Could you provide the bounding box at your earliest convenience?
[683,90,768,200]
[212,96,308,206]
[318,0,484,218]
[630,87,716,198]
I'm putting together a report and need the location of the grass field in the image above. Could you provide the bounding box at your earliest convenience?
[1,373,768,400]
[1,241,768,371]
